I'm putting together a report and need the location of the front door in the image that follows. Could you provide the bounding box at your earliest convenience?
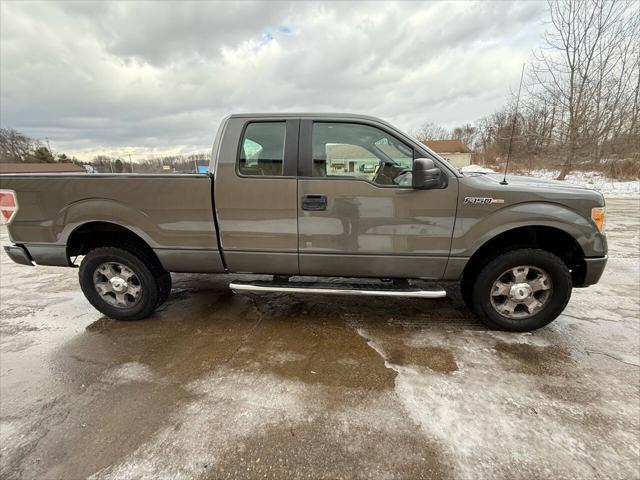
[297,120,458,279]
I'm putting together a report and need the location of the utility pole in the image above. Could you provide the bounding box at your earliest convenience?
[128,153,134,173]
[45,137,54,160]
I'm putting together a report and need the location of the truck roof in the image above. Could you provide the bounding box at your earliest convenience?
[228,112,385,122]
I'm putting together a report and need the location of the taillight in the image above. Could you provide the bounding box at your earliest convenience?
[0,190,18,225]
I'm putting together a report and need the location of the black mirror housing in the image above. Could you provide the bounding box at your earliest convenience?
[412,158,441,189]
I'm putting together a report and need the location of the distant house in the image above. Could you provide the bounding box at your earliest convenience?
[0,163,86,174]
[423,140,472,167]
[321,143,413,177]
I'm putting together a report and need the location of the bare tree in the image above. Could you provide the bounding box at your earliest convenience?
[530,0,638,179]
[410,122,451,142]
[587,4,639,164]
[0,128,39,163]
[451,123,479,149]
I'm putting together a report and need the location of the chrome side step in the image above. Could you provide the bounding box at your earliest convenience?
[229,281,446,299]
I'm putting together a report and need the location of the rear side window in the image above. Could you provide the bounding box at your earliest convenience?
[239,122,286,176]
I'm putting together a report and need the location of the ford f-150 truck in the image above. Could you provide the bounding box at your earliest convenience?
[0,113,608,331]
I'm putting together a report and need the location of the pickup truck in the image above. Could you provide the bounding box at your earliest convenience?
[0,113,607,331]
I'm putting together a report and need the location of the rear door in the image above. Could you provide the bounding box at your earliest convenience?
[214,116,300,274]
[297,119,458,279]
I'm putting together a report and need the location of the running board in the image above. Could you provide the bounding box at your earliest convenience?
[229,280,446,299]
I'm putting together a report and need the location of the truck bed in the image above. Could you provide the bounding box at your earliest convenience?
[0,173,224,273]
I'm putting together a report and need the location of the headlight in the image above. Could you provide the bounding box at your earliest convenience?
[591,207,606,233]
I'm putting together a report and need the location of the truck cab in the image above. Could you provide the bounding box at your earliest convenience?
[213,114,457,279]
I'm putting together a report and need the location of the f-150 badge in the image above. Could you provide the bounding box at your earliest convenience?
[464,197,505,205]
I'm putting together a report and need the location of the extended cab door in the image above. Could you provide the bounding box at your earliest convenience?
[297,119,458,279]
[214,116,300,274]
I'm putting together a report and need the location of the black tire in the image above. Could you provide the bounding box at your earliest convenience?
[471,248,572,332]
[156,271,172,308]
[460,275,475,313]
[79,246,161,320]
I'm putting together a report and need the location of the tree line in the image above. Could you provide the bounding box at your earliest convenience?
[0,128,209,174]
[0,128,81,165]
[91,154,209,174]
[412,0,639,180]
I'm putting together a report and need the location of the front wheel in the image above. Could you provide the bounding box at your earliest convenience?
[471,248,572,332]
[79,246,163,320]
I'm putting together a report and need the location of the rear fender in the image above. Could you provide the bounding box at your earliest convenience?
[57,199,161,248]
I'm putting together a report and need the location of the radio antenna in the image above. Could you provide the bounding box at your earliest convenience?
[500,63,525,185]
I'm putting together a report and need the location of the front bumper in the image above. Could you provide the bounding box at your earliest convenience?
[4,244,34,266]
[580,256,608,287]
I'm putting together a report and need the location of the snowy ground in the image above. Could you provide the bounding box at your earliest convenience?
[461,165,640,197]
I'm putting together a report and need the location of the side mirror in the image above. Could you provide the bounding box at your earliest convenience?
[412,158,441,189]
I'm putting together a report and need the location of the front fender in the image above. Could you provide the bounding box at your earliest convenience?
[450,201,607,258]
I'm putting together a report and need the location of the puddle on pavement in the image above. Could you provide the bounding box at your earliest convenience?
[57,289,258,386]
[493,341,574,375]
[386,345,458,373]
[13,382,192,480]
[222,300,397,391]
[539,382,601,404]
[212,415,453,480]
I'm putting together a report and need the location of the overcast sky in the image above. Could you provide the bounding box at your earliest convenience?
[0,1,547,160]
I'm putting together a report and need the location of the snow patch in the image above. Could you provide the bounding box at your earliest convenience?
[460,164,496,174]
[101,362,157,385]
[267,351,307,364]
[461,165,639,197]
[354,326,638,480]
[91,370,312,480]
[532,170,639,197]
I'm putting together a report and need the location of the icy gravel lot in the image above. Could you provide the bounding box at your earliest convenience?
[0,197,638,479]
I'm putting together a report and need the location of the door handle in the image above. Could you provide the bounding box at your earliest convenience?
[302,194,327,211]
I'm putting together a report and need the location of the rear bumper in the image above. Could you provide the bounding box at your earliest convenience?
[580,256,608,287]
[4,243,69,266]
[4,244,34,266]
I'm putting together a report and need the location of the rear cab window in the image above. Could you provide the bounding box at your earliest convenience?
[238,122,286,176]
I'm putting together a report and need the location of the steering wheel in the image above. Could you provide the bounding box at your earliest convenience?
[371,159,387,184]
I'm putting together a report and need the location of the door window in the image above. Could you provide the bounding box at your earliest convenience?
[239,122,286,176]
[312,123,414,186]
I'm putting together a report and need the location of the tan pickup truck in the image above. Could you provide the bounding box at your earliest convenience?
[0,114,608,331]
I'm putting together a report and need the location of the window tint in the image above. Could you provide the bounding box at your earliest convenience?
[312,123,414,186]
[239,122,286,176]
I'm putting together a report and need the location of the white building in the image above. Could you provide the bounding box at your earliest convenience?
[423,140,472,167]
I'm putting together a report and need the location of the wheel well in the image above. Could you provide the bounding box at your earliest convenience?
[462,226,587,287]
[66,221,161,267]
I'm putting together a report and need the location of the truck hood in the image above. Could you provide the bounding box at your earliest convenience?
[484,173,595,192]
[459,172,606,216]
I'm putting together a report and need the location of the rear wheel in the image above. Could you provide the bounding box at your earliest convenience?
[471,248,572,331]
[79,246,164,320]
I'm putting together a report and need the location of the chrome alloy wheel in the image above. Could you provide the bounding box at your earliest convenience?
[490,265,552,319]
[93,262,142,308]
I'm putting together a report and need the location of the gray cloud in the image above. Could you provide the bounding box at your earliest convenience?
[0,1,546,159]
